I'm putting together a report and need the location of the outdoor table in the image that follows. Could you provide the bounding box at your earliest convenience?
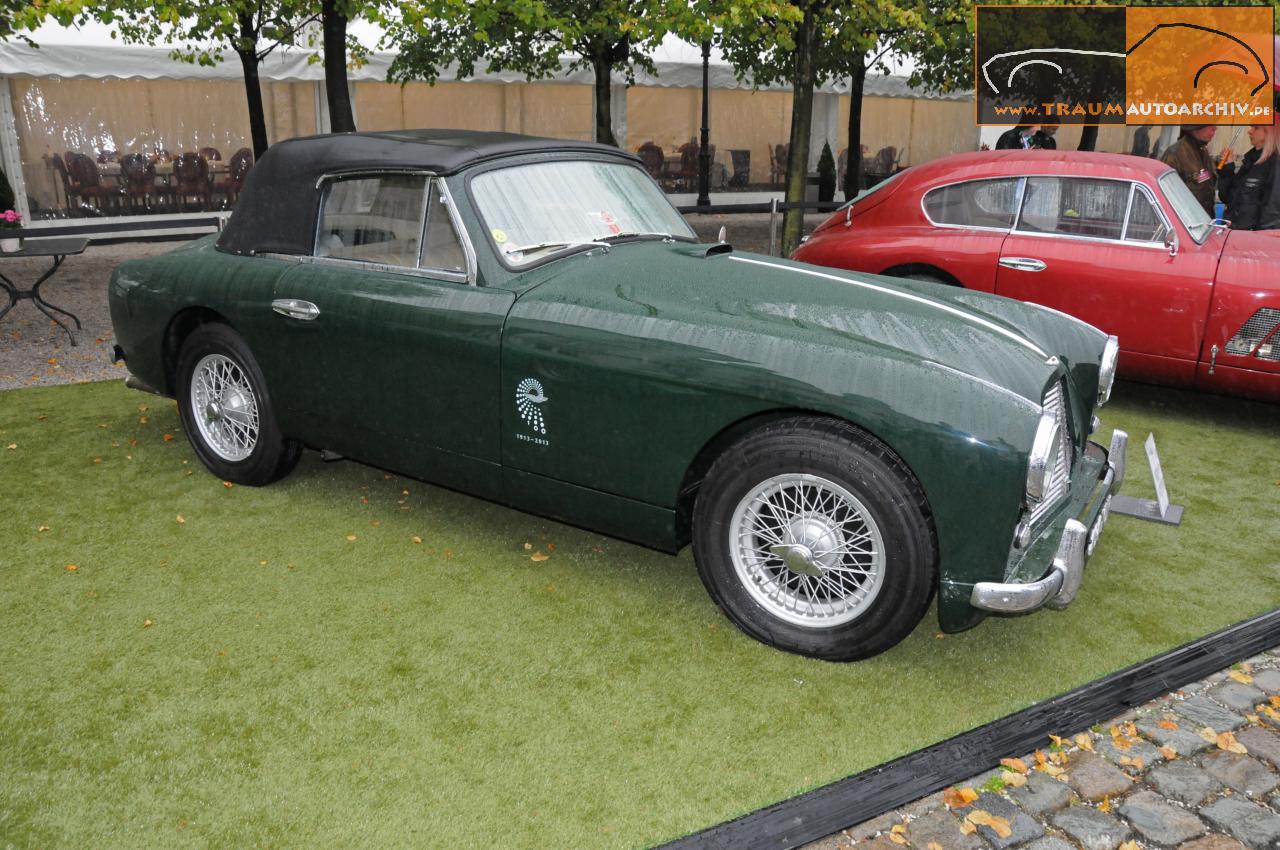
[0,237,90,345]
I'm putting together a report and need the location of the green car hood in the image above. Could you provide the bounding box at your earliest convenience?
[514,242,1099,406]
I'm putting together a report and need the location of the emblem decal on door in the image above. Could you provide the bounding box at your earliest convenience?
[515,378,549,444]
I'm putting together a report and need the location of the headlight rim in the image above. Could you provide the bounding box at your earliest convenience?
[1097,335,1120,407]
[1025,411,1061,504]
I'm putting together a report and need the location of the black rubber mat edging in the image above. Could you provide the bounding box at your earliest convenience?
[657,607,1280,850]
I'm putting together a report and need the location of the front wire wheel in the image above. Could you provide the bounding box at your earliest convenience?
[189,353,260,462]
[693,417,937,662]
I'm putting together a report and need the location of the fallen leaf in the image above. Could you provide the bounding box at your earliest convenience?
[1034,750,1048,766]
[259,560,268,566]
[360,496,369,505]
[1159,745,1178,759]
[531,552,550,562]
[959,821,977,836]
[138,404,149,412]
[1198,726,1219,744]
[1246,714,1260,724]
[1000,757,1028,774]
[1123,722,1137,738]
[1074,733,1094,752]
[163,433,174,442]
[1112,736,1133,751]
[47,357,58,366]
[887,833,907,846]
[139,416,148,424]
[943,786,979,809]
[523,542,533,550]
[1229,670,1253,685]
[143,619,154,627]
[1119,756,1145,771]
[175,514,185,524]
[223,481,233,489]
[345,533,357,541]
[1216,731,1247,754]
[1037,763,1065,777]
[1049,734,1065,748]
[1272,696,1280,708]
[547,543,556,551]
[37,525,49,532]
[5,443,16,450]
[369,520,381,528]
[65,563,78,571]
[966,810,1012,839]
[128,438,138,447]
[890,825,907,835]
[411,536,423,545]
[1099,796,1111,814]
[1158,720,1178,731]
[1002,771,1027,788]
[1118,841,1140,850]
[927,842,943,850]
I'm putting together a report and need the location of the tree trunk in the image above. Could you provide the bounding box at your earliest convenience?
[781,3,818,257]
[1077,125,1099,152]
[321,0,355,133]
[235,16,269,159]
[843,59,867,201]
[590,51,617,147]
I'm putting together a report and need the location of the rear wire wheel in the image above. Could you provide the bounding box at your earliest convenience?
[692,417,937,661]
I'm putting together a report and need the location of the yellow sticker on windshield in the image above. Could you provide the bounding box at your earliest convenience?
[491,228,508,244]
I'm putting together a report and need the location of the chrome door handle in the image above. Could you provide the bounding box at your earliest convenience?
[271,299,321,321]
[999,257,1047,272]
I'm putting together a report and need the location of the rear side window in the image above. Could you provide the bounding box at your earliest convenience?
[316,174,428,268]
[922,179,1019,229]
[1016,177,1129,240]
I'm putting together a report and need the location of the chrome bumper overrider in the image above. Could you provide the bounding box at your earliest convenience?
[970,430,1128,615]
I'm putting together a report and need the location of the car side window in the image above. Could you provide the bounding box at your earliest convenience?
[316,174,428,268]
[1016,177,1128,240]
[922,179,1019,229]
[420,184,467,275]
[1124,186,1168,242]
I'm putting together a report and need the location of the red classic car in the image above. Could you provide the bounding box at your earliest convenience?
[792,150,1280,403]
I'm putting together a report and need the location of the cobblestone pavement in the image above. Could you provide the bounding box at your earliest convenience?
[802,649,1280,850]
[2,226,1276,850]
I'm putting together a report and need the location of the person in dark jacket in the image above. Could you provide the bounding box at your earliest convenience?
[995,126,1034,149]
[1220,123,1278,229]
[1031,126,1058,149]
[1160,124,1218,215]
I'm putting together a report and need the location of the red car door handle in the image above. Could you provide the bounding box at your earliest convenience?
[999,257,1047,272]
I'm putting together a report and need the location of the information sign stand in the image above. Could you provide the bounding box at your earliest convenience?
[1111,433,1184,525]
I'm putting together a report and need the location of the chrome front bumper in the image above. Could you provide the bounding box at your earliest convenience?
[970,429,1128,614]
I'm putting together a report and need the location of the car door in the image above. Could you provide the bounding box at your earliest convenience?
[261,173,513,495]
[995,176,1218,387]
[913,177,1020,292]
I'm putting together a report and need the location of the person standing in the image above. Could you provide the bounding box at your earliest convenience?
[995,126,1034,149]
[1031,126,1058,149]
[1223,124,1280,229]
[1159,124,1218,215]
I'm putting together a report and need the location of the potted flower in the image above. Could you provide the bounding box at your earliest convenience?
[0,209,22,252]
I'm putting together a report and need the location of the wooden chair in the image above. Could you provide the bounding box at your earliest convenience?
[770,144,790,186]
[198,146,222,162]
[214,147,254,207]
[120,153,158,211]
[64,152,118,213]
[673,141,699,192]
[637,142,664,181]
[96,150,119,164]
[172,153,211,211]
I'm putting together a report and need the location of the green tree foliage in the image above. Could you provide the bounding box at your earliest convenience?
[382,0,674,146]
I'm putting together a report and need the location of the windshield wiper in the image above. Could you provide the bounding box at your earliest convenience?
[505,240,612,257]
[600,231,676,243]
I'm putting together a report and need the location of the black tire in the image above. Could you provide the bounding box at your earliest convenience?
[691,417,937,662]
[176,323,300,486]
[899,271,950,285]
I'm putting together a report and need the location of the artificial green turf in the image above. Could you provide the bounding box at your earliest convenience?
[0,380,1276,849]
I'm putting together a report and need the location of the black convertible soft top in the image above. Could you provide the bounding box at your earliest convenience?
[217,130,639,257]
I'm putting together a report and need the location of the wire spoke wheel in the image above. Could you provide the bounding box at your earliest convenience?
[730,472,886,628]
[190,353,259,462]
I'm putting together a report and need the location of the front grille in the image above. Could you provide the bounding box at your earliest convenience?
[1226,308,1280,361]
[1028,381,1072,527]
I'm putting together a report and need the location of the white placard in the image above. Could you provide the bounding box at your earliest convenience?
[1145,433,1170,518]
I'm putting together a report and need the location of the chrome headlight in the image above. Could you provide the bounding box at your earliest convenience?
[1097,335,1119,407]
[1026,412,1062,503]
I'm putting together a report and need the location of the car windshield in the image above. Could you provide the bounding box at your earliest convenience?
[1158,171,1213,243]
[471,160,696,267]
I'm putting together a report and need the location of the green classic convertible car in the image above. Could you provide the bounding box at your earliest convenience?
[110,130,1126,661]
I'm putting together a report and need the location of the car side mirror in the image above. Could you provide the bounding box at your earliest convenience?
[1164,231,1178,257]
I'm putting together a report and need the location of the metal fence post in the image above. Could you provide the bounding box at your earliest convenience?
[768,197,778,257]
